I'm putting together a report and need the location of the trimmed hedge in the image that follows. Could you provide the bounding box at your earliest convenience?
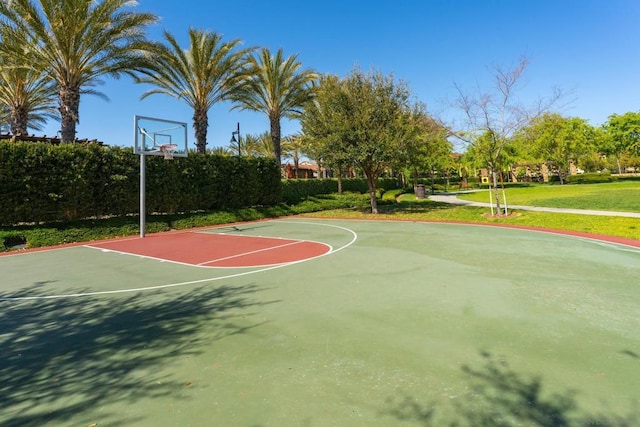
[1,140,410,227]
[0,142,138,223]
[0,141,280,225]
[566,172,615,184]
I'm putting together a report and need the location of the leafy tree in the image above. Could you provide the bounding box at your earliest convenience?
[0,0,158,142]
[469,131,517,185]
[454,57,562,214]
[602,111,640,172]
[580,142,609,173]
[454,150,480,187]
[518,113,595,184]
[301,75,352,191]
[231,48,318,164]
[399,106,452,191]
[135,28,254,153]
[303,68,414,213]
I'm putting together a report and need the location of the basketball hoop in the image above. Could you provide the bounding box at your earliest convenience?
[160,143,178,160]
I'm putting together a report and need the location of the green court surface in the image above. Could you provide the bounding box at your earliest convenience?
[1,219,639,426]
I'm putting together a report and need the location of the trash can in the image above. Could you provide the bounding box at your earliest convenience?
[416,184,425,199]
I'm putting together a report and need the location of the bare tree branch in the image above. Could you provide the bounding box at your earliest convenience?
[452,56,567,215]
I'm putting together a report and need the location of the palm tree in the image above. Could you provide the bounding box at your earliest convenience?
[0,105,9,133]
[281,133,307,177]
[0,0,157,142]
[135,28,254,153]
[0,39,58,136]
[243,131,276,158]
[230,48,318,165]
[0,66,59,136]
[210,146,233,156]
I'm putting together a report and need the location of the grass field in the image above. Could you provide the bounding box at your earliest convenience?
[306,197,640,241]
[456,181,640,212]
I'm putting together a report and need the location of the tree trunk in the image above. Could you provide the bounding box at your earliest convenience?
[491,169,502,214]
[193,108,208,154]
[10,105,28,136]
[59,84,80,143]
[270,115,281,165]
[430,169,436,193]
[337,165,343,194]
[365,172,378,214]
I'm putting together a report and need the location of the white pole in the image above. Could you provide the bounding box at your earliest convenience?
[140,153,146,238]
[502,188,508,216]
[488,185,494,216]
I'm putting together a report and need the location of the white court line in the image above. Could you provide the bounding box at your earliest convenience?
[83,244,201,268]
[85,237,331,269]
[197,240,308,266]
[196,229,305,242]
[0,220,358,301]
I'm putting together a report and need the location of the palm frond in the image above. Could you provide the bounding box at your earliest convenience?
[0,0,158,141]
[134,27,255,152]
[229,47,318,162]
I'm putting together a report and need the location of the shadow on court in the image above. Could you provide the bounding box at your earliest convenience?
[384,351,639,427]
[0,283,276,426]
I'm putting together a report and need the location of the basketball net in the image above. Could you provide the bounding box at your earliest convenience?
[160,143,177,160]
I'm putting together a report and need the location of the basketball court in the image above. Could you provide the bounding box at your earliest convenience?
[1,218,639,426]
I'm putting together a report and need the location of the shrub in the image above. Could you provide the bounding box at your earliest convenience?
[281,177,401,204]
[1,232,27,250]
[566,172,615,184]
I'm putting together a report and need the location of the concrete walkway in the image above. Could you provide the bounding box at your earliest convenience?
[429,193,640,218]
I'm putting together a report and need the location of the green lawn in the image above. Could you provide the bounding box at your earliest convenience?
[305,184,640,241]
[456,181,640,212]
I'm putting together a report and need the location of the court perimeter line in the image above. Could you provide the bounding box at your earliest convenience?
[0,221,358,301]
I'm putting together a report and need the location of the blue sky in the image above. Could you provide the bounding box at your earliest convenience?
[38,0,640,152]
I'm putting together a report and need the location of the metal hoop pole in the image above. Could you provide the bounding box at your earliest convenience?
[140,153,146,238]
[236,122,240,156]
